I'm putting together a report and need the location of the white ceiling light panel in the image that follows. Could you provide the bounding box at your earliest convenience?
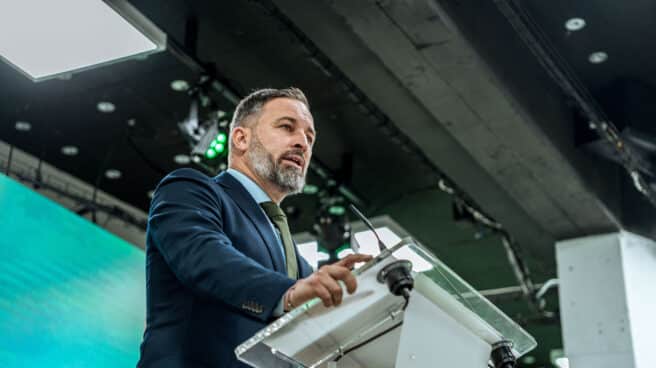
[0,0,166,81]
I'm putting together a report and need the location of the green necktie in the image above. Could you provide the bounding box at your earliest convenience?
[260,201,299,279]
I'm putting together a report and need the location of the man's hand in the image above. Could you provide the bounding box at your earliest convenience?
[284,254,372,311]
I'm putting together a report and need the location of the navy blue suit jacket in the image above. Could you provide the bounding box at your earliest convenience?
[137,168,313,368]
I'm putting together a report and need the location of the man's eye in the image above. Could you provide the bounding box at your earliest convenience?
[281,125,292,131]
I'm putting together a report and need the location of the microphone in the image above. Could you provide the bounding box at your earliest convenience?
[348,206,414,310]
[348,204,387,253]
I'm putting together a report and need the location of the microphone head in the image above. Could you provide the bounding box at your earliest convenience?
[348,204,386,253]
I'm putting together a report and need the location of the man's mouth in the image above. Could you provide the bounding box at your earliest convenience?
[281,155,304,169]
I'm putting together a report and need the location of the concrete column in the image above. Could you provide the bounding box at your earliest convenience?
[557,231,656,368]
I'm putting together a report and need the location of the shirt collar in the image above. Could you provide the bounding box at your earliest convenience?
[226,168,273,204]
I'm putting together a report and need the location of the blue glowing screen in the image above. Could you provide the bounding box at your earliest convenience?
[0,174,145,367]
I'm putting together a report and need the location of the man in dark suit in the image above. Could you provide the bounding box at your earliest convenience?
[137,88,371,367]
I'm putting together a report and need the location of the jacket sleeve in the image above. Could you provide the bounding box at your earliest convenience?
[148,169,295,321]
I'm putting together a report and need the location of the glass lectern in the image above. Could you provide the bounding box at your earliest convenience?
[236,237,537,368]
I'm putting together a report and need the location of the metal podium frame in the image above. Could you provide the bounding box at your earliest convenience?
[236,237,536,368]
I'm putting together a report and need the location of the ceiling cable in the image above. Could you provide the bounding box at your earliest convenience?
[493,0,656,207]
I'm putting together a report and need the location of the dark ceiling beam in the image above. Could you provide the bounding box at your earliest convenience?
[271,0,621,268]
[166,32,241,105]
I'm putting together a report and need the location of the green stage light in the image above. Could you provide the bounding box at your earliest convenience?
[303,184,319,195]
[216,133,227,143]
[205,148,217,159]
[215,143,225,154]
[328,205,345,216]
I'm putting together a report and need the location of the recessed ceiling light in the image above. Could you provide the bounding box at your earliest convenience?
[105,169,122,179]
[15,121,31,131]
[61,145,79,156]
[147,190,155,199]
[191,155,201,163]
[219,163,227,171]
[588,51,608,64]
[170,80,189,92]
[565,18,586,31]
[0,0,166,82]
[173,154,190,165]
[97,101,116,113]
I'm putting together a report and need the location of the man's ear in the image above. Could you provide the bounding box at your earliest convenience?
[231,126,251,152]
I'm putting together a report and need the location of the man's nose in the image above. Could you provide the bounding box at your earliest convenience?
[292,132,310,152]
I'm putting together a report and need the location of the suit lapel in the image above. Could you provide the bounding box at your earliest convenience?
[214,172,286,274]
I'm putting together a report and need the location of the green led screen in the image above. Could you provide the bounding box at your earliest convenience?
[0,174,145,367]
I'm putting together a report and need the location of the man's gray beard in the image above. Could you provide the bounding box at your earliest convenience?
[247,134,306,195]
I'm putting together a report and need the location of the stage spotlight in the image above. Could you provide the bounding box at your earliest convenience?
[205,148,218,159]
[207,132,227,158]
[176,82,233,172]
[313,199,352,266]
[193,123,228,161]
[0,0,166,82]
[184,119,229,166]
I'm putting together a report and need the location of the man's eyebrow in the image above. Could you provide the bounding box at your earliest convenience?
[274,116,297,124]
[275,116,316,136]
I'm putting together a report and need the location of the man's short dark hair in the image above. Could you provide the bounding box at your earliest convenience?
[229,87,309,133]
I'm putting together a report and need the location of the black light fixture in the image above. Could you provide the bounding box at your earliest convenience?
[178,90,230,170]
[312,197,351,267]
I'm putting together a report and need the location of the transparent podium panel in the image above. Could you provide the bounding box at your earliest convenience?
[235,237,537,368]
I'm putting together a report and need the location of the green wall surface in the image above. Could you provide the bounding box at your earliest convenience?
[0,174,145,367]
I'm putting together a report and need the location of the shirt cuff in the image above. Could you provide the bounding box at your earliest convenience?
[272,295,286,317]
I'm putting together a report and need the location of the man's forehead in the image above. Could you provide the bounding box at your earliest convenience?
[262,98,314,126]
